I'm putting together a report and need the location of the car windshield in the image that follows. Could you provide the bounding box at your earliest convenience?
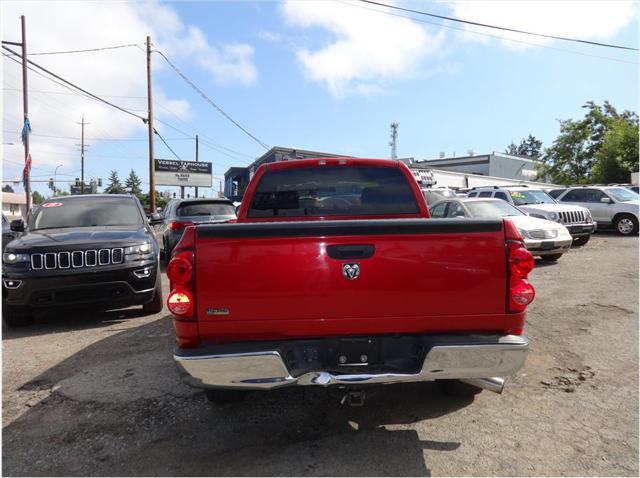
[248,166,419,218]
[607,187,639,202]
[177,202,236,218]
[30,198,143,230]
[509,190,556,206]
[466,200,525,218]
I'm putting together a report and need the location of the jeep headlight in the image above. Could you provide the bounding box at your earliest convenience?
[518,228,531,239]
[125,243,152,255]
[585,210,593,222]
[548,212,559,221]
[3,252,30,264]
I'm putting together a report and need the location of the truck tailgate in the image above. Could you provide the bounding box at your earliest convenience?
[194,219,508,339]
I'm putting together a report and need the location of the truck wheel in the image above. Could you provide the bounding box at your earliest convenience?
[204,389,247,404]
[2,306,34,328]
[436,379,482,397]
[142,272,163,314]
[615,214,638,236]
[541,253,563,262]
[573,235,590,247]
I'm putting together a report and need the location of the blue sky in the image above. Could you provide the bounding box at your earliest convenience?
[2,0,638,199]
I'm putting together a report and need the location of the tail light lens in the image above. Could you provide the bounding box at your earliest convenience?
[167,226,196,322]
[505,219,536,333]
[169,221,193,231]
[167,290,193,316]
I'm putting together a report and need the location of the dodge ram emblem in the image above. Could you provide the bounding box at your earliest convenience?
[342,263,360,280]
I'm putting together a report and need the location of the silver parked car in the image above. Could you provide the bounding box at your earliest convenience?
[467,186,595,246]
[429,198,573,261]
[554,186,639,235]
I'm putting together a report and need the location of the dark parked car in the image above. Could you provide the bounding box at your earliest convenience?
[2,194,163,327]
[2,213,18,251]
[151,198,236,263]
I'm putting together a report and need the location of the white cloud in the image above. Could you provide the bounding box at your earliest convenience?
[448,0,637,50]
[1,0,256,186]
[280,0,445,96]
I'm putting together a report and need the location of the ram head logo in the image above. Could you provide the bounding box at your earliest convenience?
[342,263,360,280]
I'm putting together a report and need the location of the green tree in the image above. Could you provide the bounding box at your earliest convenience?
[505,134,543,158]
[104,170,125,194]
[139,191,167,213]
[537,101,639,184]
[124,169,143,196]
[2,185,15,193]
[32,191,45,204]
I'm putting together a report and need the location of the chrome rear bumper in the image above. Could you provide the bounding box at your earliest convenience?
[174,334,529,390]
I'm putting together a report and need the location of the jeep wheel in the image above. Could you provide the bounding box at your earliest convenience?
[142,272,163,314]
[541,253,563,262]
[615,214,638,236]
[573,235,590,247]
[204,389,247,404]
[436,379,482,397]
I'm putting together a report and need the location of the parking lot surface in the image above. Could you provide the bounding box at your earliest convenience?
[2,233,638,476]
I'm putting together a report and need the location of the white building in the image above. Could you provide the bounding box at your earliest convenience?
[2,192,27,220]
[414,152,539,182]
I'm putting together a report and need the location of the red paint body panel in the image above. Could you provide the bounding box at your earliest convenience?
[172,158,530,346]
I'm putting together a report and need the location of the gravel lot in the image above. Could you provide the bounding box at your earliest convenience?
[2,233,638,476]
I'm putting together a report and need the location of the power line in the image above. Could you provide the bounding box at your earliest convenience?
[2,46,146,122]
[340,1,638,65]
[2,130,189,142]
[153,49,270,150]
[26,43,142,56]
[153,128,181,160]
[358,0,639,52]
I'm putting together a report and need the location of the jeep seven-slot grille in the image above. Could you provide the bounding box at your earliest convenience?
[559,210,586,224]
[30,248,124,271]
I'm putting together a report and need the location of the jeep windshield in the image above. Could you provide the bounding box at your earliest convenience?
[466,200,525,218]
[30,197,144,230]
[509,190,556,206]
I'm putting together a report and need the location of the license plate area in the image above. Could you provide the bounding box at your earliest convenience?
[333,338,379,367]
[540,242,556,250]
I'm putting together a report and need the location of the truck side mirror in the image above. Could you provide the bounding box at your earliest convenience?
[600,197,612,204]
[235,205,241,216]
[10,219,25,232]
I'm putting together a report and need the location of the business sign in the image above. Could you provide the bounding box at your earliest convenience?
[154,159,212,187]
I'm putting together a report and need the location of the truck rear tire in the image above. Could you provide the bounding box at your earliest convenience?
[142,272,163,315]
[436,379,483,397]
[541,253,563,262]
[573,235,590,247]
[204,389,247,404]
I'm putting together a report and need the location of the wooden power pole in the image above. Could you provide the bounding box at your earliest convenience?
[21,16,30,213]
[146,36,156,212]
[77,115,89,194]
[195,134,199,198]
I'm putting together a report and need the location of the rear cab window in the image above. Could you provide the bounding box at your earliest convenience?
[177,202,236,218]
[248,166,419,218]
[478,191,493,198]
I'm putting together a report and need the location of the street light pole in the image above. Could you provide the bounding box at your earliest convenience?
[54,164,63,196]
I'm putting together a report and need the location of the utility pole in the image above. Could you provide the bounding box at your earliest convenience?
[146,36,156,212]
[76,115,89,194]
[194,134,199,198]
[21,16,31,213]
[389,122,399,160]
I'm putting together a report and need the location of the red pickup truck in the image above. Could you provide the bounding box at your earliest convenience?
[167,158,535,405]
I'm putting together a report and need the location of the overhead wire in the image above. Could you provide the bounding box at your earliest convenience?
[339,1,639,65]
[26,43,142,56]
[153,48,270,150]
[357,0,639,51]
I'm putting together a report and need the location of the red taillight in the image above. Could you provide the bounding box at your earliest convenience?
[167,254,192,285]
[169,221,193,231]
[507,240,536,314]
[167,290,193,316]
[167,226,196,323]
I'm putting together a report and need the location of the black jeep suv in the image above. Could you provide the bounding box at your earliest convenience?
[2,194,163,327]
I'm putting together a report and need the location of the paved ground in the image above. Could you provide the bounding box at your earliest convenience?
[2,233,638,476]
